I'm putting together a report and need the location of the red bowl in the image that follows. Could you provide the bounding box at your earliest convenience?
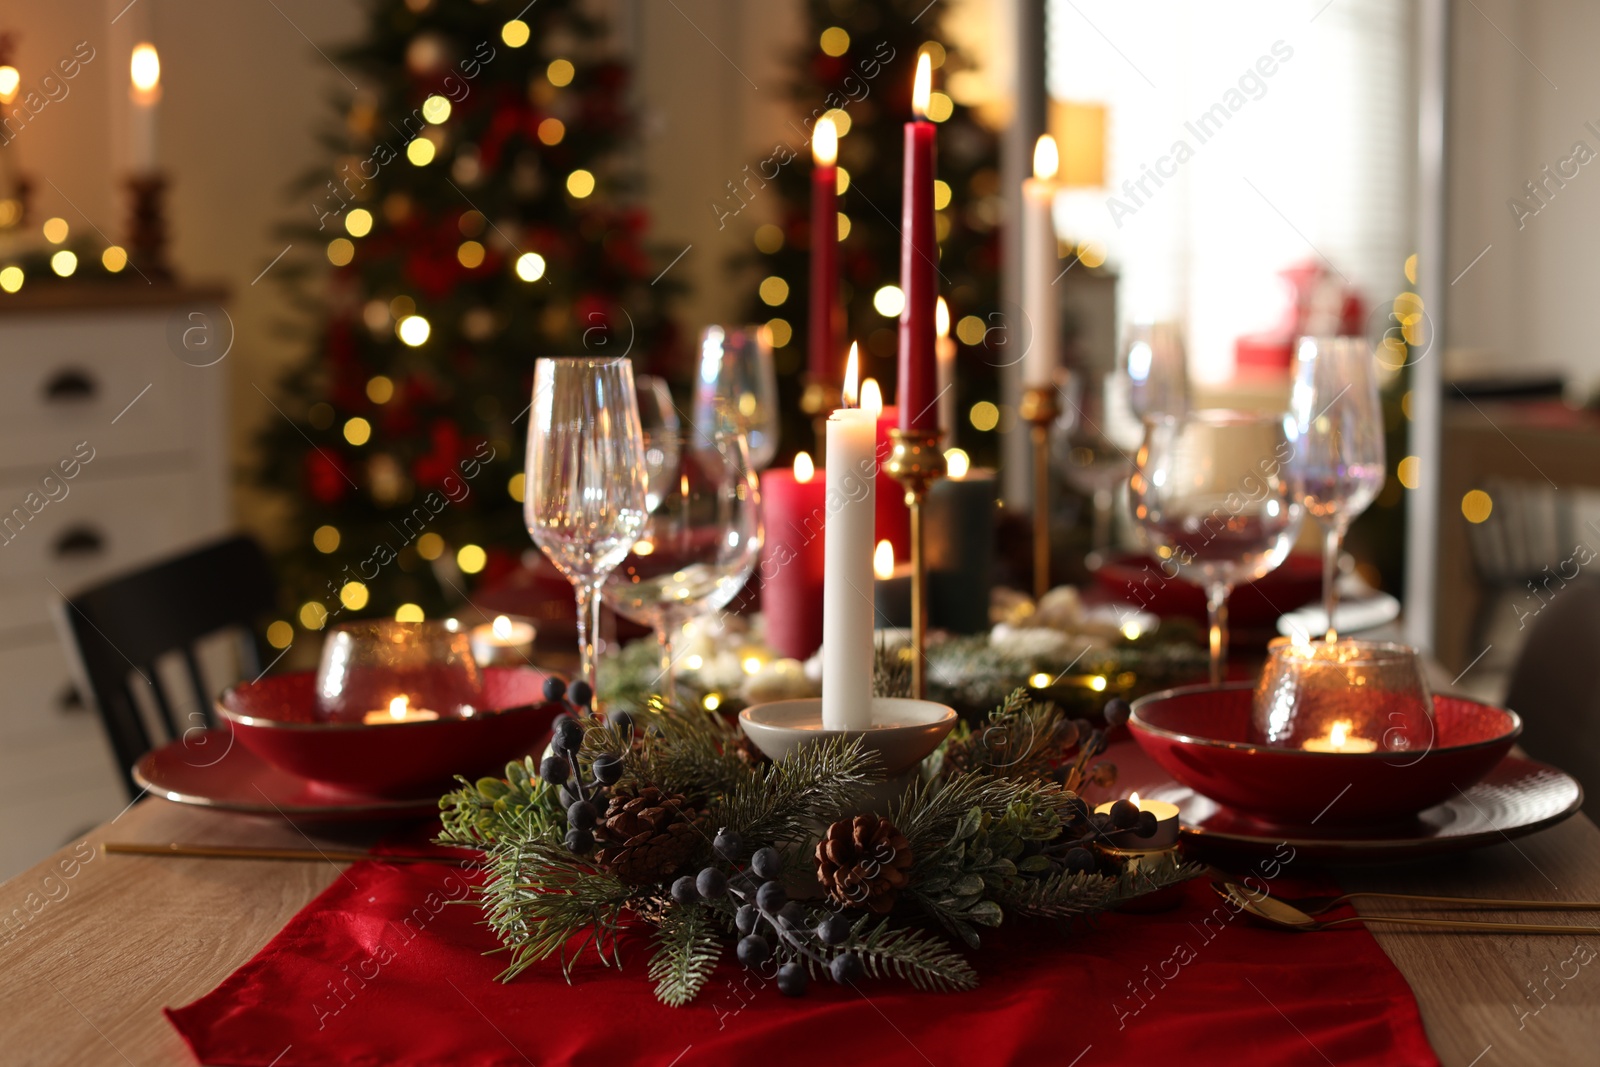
[218,667,560,798]
[1090,551,1322,629]
[1128,683,1521,825]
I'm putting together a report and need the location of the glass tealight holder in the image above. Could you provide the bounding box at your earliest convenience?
[315,620,486,724]
[1251,638,1434,754]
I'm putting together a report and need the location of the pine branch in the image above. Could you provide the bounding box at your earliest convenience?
[806,916,978,993]
[710,735,882,850]
[648,905,724,1007]
[478,840,636,983]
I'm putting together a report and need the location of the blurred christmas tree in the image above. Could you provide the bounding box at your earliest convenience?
[731,0,1001,462]
[255,0,678,637]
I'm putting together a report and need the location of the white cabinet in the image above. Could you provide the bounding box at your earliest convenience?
[0,285,229,879]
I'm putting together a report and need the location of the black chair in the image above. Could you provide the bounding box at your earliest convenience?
[1502,579,1600,818]
[50,535,278,797]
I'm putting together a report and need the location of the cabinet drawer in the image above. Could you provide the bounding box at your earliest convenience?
[0,639,79,744]
[0,312,201,468]
[0,468,206,601]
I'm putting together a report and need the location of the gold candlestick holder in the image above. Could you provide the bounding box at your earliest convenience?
[886,427,946,699]
[1019,385,1060,602]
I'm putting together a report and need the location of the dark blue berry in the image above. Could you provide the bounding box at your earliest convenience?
[1064,796,1090,824]
[829,951,864,985]
[568,680,594,708]
[816,913,851,946]
[607,708,634,733]
[1088,812,1115,835]
[671,876,699,906]
[542,676,568,702]
[553,716,584,751]
[756,880,787,913]
[1103,697,1132,729]
[777,901,806,928]
[565,827,593,853]
[735,904,759,935]
[1064,847,1095,874]
[1056,719,1081,748]
[751,846,782,881]
[736,934,769,967]
[713,828,745,861]
[777,962,808,997]
[1109,799,1140,829]
[592,753,623,786]
[539,756,568,785]
[567,800,597,831]
[1135,810,1159,838]
[696,867,728,899]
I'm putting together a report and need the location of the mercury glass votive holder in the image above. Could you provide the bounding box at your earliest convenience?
[1250,638,1434,754]
[315,619,486,724]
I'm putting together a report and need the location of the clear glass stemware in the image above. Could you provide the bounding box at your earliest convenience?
[525,357,650,696]
[1288,336,1386,641]
[1130,410,1304,685]
[694,324,780,470]
[602,427,763,704]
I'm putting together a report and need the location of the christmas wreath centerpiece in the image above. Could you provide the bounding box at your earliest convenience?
[439,686,1199,1006]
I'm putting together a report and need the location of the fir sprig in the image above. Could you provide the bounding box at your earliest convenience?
[648,905,723,1007]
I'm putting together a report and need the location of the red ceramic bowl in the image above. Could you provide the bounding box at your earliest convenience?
[1129,683,1521,825]
[1090,551,1322,629]
[218,667,560,798]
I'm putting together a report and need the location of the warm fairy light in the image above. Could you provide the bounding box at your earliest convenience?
[873,540,895,581]
[813,115,838,166]
[50,251,78,277]
[936,296,950,338]
[42,217,68,244]
[1121,621,1143,640]
[742,655,763,675]
[492,615,514,640]
[1033,134,1059,181]
[1029,673,1051,688]
[944,448,970,479]
[911,51,931,119]
[395,603,425,623]
[842,342,860,407]
[0,66,18,106]
[397,314,430,346]
[130,43,160,96]
[859,378,883,419]
[793,451,815,484]
[1089,675,1107,691]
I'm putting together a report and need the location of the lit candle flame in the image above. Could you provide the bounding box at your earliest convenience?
[860,378,883,419]
[1129,792,1141,807]
[813,115,838,167]
[1033,134,1059,181]
[492,615,513,640]
[793,451,815,483]
[874,540,896,580]
[0,66,18,106]
[389,695,409,721]
[912,52,931,120]
[842,342,860,407]
[130,43,160,95]
[944,448,970,479]
[1330,720,1350,748]
[681,473,690,499]
[936,296,950,339]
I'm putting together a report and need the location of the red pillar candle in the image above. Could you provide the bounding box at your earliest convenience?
[808,116,841,384]
[863,381,911,560]
[897,52,938,431]
[758,451,828,660]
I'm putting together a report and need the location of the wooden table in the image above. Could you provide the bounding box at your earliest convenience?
[4,799,1598,1065]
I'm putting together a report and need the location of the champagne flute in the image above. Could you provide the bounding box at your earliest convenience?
[525,357,649,696]
[602,427,763,704]
[1130,410,1304,685]
[694,325,780,470]
[1288,336,1386,641]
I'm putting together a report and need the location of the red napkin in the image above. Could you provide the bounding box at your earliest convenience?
[166,842,1440,1066]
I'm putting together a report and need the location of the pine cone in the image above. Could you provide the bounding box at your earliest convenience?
[728,730,770,767]
[815,815,913,913]
[594,786,700,885]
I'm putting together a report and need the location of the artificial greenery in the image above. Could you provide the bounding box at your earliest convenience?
[439,692,1200,1007]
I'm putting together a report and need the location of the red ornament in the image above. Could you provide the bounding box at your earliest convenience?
[304,449,350,506]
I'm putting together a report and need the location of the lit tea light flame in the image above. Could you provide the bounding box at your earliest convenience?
[944,447,970,479]
[389,695,410,721]
[1301,718,1377,753]
[492,615,513,641]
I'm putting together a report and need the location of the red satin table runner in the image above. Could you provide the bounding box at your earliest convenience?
[166,837,1440,1066]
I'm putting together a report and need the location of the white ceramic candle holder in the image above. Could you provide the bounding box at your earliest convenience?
[738,697,957,809]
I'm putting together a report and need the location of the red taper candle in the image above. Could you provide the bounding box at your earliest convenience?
[897,52,937,431]
[808,116,841,384]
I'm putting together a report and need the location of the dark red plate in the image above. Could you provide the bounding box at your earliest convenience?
[1129,683,1521,824]
[217,666,559,797]
[1090,551,1322,628]
[133,730,439,822]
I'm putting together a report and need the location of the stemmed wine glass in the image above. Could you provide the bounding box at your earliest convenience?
[1288,336,1386,641]
[1051,371,1134,553]
[1130,410,1304,685]
[1123,321,1190,423]
[602,427,762,704]
[525,357,649,697]
[694,325,780,470]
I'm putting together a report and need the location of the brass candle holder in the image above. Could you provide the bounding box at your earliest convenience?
[1019,385,1060,601]
[885,427,946,699]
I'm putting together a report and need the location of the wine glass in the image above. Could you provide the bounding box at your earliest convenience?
[1123,321,1190,423]
[602,427,763,703]
[525,357,649,697]
[1288,336,1386,641]
[635,373,681,435]
[1129,410,1304,685]
[1051,371,1134,552]
[694,325,780,470]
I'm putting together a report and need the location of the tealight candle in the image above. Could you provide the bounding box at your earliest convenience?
[1300,719,1378,754]
[362,695,440,726]
[470,614,536,667]
[1094,792,1181,849]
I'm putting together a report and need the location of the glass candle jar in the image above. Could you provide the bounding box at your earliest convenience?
[1251,638,1434,754]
